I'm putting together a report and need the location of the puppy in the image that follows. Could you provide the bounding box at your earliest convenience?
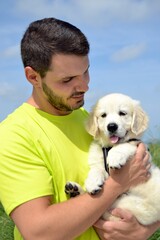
[65,93,160,225]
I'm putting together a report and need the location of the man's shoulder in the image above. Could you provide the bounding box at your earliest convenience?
[0,103,41,137]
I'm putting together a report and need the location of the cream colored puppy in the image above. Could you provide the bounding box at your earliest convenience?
[85,93,148,194]
[85,93,160,225]
[65,93,160,225]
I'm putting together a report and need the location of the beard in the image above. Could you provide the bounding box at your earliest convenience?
[42,82,84,112]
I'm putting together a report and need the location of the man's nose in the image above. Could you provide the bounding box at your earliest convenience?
[76,75,89,92]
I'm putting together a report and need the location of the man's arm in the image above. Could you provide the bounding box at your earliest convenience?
[11,143,150,240]
[94,208,160,240]
[10,178,123,240]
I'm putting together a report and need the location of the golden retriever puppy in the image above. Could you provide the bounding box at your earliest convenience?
[85,93,148,194]
[65,93,160,225]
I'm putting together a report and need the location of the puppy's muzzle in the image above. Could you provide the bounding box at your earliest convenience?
[107,123,118,133]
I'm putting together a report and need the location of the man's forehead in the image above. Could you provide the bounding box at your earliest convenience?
[49,54,89,79]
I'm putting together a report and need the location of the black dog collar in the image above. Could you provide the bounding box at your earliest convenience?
[102,147,112,174]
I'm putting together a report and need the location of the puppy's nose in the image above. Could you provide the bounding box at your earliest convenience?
[107,123,118,133]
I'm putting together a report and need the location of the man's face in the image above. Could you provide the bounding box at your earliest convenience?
[41,54,90,115]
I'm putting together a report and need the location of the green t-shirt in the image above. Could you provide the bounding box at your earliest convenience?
[0,103,99,240]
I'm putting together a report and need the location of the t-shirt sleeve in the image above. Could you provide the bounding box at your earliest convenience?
[0,124,53,215]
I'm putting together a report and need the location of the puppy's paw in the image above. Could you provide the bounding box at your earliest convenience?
[108,151,127,169]
[65,181,84,197]
[102,211,121,221]
[85,179,103,195]
[85,169,107,195]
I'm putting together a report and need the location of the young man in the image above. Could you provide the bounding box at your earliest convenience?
[0,17,159,240]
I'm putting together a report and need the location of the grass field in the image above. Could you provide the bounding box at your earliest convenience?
[0,203,14,240]
[0,142,160,239]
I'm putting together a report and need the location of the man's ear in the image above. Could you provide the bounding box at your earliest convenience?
[25,66,42,88]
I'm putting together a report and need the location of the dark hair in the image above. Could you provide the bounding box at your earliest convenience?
[21,17,90,77]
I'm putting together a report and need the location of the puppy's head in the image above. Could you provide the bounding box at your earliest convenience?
[86,93,148,145]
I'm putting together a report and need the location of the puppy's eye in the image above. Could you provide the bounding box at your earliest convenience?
[101,113,107,118]
[119,111,127,116]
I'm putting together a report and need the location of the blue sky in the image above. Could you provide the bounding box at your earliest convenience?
[0,0,160,142]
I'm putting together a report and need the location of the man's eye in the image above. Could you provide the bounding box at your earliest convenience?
[101,113,107,118]
[63,77,73,83]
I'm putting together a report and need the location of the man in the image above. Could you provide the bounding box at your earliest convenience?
[0,17,159,240]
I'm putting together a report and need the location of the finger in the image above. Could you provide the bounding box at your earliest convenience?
[135,143,146,160]
[143,151,150,162]
[110,208,133,221]
[141,170,151,183]
[146,163,151,171]
[137,142,146,151]
[94,218,106,229]
[142,152,151,173]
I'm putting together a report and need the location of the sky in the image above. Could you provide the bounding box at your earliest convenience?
[0,0,160,142]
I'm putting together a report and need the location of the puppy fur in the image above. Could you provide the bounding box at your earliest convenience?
[85,93,160,225]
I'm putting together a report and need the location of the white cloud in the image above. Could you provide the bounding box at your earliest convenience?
[111,43,147,62]
[0,81,31,103]
[0,82,15,96]
[13,0,160,26]
[2,45,20,58]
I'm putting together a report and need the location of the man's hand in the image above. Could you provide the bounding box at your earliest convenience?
[94,208,160,240]
[109,143,151,194]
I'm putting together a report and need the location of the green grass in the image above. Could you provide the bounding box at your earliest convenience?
[149,142,160,167]
[0,202,14,240]
[148,141,160,239]
[0,142,160,239]
[150,229,160,240]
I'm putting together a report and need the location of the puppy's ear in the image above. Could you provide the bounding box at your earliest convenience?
[131,101,149,136]
[85,108,100,139]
